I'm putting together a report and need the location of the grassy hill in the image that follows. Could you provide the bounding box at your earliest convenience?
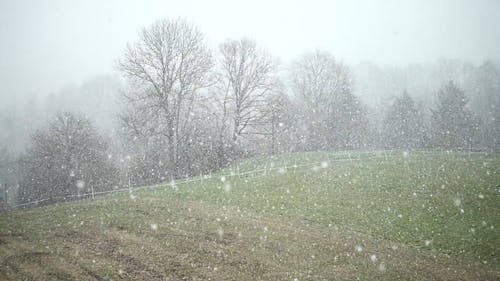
[0,151,499,280]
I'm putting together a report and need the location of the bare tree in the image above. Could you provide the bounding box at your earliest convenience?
[117,19,213,177]
[218,38,280,150]
[259,92,295,154]
[17,112,118,204]
[0,148,16,209]
[289,50,368,150]
[290,50,352,109]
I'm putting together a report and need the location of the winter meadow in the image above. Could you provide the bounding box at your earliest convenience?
[0,1,499,280]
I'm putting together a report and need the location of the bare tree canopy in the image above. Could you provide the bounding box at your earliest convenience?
[18,112,118,204]
[290,50,352,109]
[117,19,213,178]
[218,38,280,145]
[289,50,367,150]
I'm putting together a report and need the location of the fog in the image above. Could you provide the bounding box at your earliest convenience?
[0,2,499,280]
[1,0,499,104]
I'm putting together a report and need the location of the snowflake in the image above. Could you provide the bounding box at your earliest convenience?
[76,180,85,189]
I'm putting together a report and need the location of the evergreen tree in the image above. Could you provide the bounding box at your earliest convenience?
[431,81,480,150]
[467,61,500,151]
[383,91,425,149]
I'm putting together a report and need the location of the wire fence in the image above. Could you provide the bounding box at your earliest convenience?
[6,149,493,210]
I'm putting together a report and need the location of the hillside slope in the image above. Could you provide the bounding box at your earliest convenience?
[1,151,499,280]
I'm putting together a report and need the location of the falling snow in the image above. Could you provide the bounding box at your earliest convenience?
[0,5,498,280]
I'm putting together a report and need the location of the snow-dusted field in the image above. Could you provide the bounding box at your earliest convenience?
[1,151,498,280]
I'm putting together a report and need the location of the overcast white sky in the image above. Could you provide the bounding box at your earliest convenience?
[1,0,499,103]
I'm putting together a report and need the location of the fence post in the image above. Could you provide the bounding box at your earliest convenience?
[128,177,132,194]
[3,183,7,206]
[91,185,95,200]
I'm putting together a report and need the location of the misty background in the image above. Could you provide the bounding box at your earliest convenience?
[2,0,499,149]
[2,0,499,101]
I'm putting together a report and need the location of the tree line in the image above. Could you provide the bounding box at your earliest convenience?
[0,19,499,207]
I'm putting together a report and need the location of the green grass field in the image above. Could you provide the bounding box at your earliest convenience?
[0,151,499,280]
